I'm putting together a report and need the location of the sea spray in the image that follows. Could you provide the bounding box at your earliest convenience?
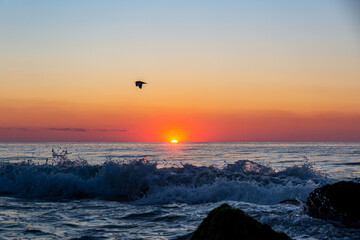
[0,155,331,204]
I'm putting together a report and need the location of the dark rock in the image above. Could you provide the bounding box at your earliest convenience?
[306,181,360,228]
[191,203,292,240]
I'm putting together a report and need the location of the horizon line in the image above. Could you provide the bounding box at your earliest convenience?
[0,141,360,144]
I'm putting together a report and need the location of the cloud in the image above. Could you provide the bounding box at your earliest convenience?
[0,127,128,134]
[47,128,128,133]
[97,129,128,132]
[47,128,87,132]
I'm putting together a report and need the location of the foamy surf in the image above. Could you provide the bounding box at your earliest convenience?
[0,157,330,204]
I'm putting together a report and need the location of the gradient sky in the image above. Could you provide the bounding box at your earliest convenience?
[1,0,360,142]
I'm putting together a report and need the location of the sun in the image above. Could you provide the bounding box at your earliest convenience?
[170,139,178,143]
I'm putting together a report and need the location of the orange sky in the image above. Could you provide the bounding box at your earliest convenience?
[0,1,360,142]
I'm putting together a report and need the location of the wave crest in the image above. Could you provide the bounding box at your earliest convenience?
[0,158,330,204]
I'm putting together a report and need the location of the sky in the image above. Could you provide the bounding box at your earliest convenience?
[0,0,360,142]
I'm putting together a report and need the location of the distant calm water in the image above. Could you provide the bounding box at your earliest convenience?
[0,142,359,239]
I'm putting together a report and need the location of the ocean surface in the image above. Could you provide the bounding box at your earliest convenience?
[0,142,359,239]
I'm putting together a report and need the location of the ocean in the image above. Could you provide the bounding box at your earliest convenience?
[0,142,359,239]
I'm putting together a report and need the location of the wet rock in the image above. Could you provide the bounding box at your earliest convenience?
[191,203,292,240]
[306,181,360,228]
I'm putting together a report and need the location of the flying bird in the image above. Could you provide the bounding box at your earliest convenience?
[135,81,147,89]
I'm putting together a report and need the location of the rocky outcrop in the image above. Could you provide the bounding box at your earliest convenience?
[191,203,291,240]
[306,181,360,228]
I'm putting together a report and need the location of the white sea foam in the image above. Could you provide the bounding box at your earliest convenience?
[0,157,331,204]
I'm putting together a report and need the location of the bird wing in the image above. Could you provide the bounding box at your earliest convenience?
[135,81,147,89]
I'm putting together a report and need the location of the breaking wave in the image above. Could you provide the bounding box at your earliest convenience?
[0,155,331,205]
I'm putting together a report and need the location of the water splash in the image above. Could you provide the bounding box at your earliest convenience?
[0,151,331,204]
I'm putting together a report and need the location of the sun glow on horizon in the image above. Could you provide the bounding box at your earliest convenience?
[1,1,360,143]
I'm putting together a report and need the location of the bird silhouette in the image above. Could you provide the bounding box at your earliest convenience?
[135,81,147,89]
